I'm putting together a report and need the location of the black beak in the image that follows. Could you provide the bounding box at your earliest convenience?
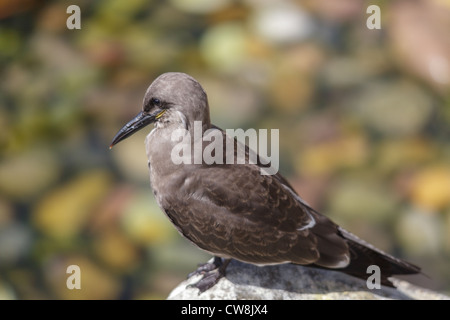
[109,111,157,148]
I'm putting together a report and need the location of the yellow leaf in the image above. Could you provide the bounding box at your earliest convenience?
[33,171,112,239]
[93,228,139,271]
[410,166,450,212]
[296,133,368,175]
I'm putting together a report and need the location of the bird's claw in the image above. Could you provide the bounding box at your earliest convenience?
[186,257,230,294]
[187,256,223,278]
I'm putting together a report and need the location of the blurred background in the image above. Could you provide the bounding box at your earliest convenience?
[0,0,450,299]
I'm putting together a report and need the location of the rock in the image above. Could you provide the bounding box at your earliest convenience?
[167,259,449,300]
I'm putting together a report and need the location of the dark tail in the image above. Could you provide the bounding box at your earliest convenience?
[337,227,421,287]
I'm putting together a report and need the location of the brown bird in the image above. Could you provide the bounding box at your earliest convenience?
[110,72,420,292]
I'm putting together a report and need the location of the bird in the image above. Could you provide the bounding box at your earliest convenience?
[110,72,420,293]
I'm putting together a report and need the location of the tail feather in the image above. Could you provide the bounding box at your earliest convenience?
[337,227,421,287]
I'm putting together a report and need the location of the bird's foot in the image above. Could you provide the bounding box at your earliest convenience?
[187,257,231,293]
[187,256,223,278]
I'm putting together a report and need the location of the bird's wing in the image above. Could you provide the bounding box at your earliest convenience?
[160,127,350,267]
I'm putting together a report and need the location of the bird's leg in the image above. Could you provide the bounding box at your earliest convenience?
[187,257,231,293]
[187,256,223,278]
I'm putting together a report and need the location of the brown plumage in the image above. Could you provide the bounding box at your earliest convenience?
[110,72,420,292]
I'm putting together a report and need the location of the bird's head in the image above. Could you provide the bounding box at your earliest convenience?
[110,72,210,148]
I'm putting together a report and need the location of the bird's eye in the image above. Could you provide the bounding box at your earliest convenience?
[151,98,161,106]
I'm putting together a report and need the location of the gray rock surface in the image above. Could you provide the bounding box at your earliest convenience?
[168,259,449,300]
